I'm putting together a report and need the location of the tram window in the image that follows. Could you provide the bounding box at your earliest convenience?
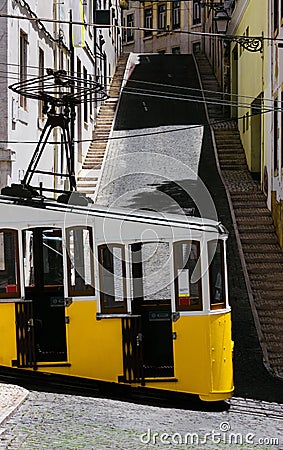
[98,244,127,313]
[43,229,63,286]
[130,242,171,302]
[174,241,202,311]
[23,228,63,287]
[208,240,226,310]
[66,227,95,296]
[0,230,20,298]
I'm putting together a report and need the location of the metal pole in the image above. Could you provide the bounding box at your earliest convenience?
[69,9,75,188]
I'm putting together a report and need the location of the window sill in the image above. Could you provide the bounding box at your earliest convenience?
[96,313,141,320]
[156,31,169,37]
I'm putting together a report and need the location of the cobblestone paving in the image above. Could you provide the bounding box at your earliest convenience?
[0,391,282,449]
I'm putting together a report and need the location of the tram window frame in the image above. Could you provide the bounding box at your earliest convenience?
[22,228,64,289]
[173,241,203,312]
[208,239,226,310]
[98,244,127,314]
[66,226,95,297]
[0,229,20,299]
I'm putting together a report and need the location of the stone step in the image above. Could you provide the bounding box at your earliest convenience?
[242,243,281,253]
[77,187,96,195]
[218,157,246,163]
[247,262,283,274]
[83,164,102,169]
[216,142,243,147]
[77,176,98,183]
[235,207,271,217]
[240,233,279,244]
[238,225,276,234]
[217,148,244,154]
[230,191,265,201]
[88,143,107,148]
[220,162,247,168]
[232,201,267,209]
[245,253,283,263]
[86,153,106,158]
[252,280,283,290]
[84,159,105,164]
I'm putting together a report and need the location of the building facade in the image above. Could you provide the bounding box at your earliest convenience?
[122,0,206,54]
[0,0,122,193]
[269,0,283,245]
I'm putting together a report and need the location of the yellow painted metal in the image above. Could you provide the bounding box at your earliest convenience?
[0,303,17,366]
[0,298,233,401]
[63,301,124,382]
[144,313,233,401]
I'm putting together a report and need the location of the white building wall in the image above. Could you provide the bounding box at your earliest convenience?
[0,0,122,195]
[7,0,55,190]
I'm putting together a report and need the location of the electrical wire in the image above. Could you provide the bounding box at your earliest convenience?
[0,11,282,45]
[0,53,280,109]
[0,67,279,111]
[0,104,278,146]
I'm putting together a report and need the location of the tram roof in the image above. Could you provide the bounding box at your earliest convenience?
[0,194,227,235]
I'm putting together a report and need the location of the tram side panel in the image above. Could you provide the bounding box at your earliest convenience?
[65,300,124,382]
[0,303,17,367]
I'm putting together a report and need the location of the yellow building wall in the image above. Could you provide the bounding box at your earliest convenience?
[231,0,268,173]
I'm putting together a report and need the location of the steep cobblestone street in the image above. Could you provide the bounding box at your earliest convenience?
[0,391,282,449]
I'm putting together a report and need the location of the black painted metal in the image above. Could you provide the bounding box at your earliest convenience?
[121,316,144,385]
[15,301,37,369]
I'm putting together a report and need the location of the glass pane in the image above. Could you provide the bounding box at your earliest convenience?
[23,230,34,287]
[174,241,202,311]
[42,229,63,286]
[0,230,19,296]
[144,242,171,301]
[99,245,126,311]
[67,228,94,295]
[208,240,226,308]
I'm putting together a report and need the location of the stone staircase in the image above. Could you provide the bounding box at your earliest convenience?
[195,53,283,378]
[76,54,129,197]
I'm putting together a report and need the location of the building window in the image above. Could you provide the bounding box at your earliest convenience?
[281,91,283,173]
[208,240,226,310]
[126,13,134,42]
[0,230,20,299]
[83,66,88,123]
[66,227,95,296]
[20,31,28,109]
[158,4,167,31]
[144,7,152,37]
[274,98,279,175]
[274,0,279,34]
[38,48,44,120]
[172,47,180,54]
[174,241,202,312]
[98,244,127,313]
[193,0,201,25]
[193,42,201,53]
[172,1,180,29]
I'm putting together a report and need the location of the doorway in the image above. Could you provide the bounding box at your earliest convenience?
[130,242,174,378]
[21,228,67,362]
[251,93,263,181]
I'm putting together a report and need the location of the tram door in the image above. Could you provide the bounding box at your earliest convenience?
[131,243,174,378]
[21,228,67,363]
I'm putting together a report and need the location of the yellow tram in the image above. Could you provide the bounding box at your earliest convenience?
[0,194,234,402]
